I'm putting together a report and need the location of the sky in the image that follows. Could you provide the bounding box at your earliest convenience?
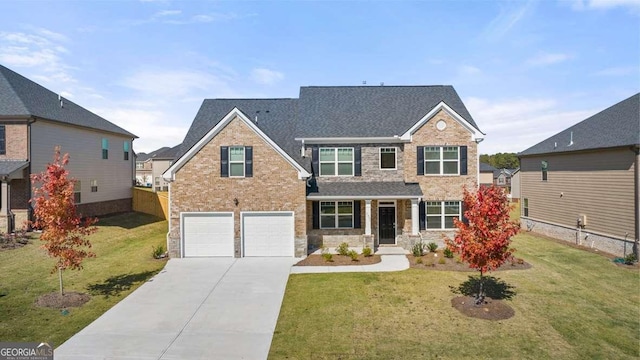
[0,0,638,155]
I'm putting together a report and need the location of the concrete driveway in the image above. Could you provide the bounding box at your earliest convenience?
[55,257,297,360]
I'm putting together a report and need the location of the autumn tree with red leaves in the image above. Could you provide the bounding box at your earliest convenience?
[445,185,520,304]
[30,147,97,295]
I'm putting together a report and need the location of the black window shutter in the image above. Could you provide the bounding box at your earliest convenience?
[461,201,469,225]
[312,201,320,229]
[353,200,361,228]
[419,200,426,230]
[220,146,229,177]
[354,147,362,176]
[417,146,425,175]
[245,146,253,177]
[311,146,319,177]
[460,146,468,175]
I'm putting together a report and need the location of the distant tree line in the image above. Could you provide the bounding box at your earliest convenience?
[479,153,519,169]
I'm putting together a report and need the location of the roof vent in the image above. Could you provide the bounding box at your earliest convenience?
[380,82,384,86]
[58,94,64,108]
[568,131,574,146]
[362,80,367,85]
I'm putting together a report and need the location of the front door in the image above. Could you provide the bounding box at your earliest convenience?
[378,206,396,244]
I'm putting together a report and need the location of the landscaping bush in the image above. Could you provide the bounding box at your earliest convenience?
[412,241,426,257]
[415,257,423,264]
[362,246,373,257]
[321,246,334,262]
[624,252,637,265]
[427,242,438,252]
[438,257,446,265]
[336,242,350,256]
[443,247,454,258]
[347,250,359,261]
[151,244,165,259]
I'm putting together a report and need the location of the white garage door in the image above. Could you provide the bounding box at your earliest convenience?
[182,212,234,257]
[242,212,294,257]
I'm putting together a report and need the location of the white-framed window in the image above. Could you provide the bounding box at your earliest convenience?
[425,146,459,175]
[319,148,353,176]
[73,181,81,204]
[425,201,461,229]
[379,147,397,170]
[155,177,160,185]
[229,146,245,177]
[498,175,506,185]
[320,201,354,228]
[136,162,144,170]
[90,179,98,193]
[523,198,529,217]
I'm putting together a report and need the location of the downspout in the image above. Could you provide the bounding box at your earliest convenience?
[634,146,639,259]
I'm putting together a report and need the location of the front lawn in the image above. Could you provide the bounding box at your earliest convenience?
[270,232,640,359]
[0,212,167,347]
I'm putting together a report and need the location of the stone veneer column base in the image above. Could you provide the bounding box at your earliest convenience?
[0,215,9,234]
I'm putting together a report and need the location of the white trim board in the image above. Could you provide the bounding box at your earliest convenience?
[400,101,485,142]
[163,108,311,181]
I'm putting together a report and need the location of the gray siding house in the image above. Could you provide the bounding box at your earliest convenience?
[519,93,639,257]
[0,64,137,233]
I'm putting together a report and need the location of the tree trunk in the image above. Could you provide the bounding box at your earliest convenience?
[476,270,485,305]
[58,267,64,296]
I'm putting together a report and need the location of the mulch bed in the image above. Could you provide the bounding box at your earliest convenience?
[451,296,515,320]
[407,251,532,271]
[0,233,31,251]
[35,292,91,309]
[295,254,381,266]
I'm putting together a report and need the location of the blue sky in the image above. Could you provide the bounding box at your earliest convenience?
[0,0,638,154]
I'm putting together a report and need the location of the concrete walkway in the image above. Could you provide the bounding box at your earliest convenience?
[55,257,296,360]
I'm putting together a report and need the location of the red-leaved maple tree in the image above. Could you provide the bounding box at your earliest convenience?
[30,147,97,295]
[445,185,520,303]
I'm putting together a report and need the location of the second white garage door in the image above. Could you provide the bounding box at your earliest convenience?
[242,212,295,257]
[182,212,234,257]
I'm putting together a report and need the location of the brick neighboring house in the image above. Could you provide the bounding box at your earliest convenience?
[163,86,484,258]
[519,93,639,258]
[0,64,137,233]
[135,147,169,187]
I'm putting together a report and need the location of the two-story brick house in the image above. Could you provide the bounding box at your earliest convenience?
[163,86,483,257]
[0,64,137,233]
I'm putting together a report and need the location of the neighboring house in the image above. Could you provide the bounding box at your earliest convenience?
[151,144,180,192]
[0,64,137,233]
[163,86,484,258]
[493,168,516,192]
[479,162,496,187]
[510,168,520,202]
[519,93,639,258]
[135,147,168,187]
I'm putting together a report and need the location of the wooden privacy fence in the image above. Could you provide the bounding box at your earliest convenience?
[132,188,168,219]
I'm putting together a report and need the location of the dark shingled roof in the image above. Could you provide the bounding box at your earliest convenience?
[480,162,497,172]
[177,98,302,166]
[0,64,136,138]
[519,93,640,156]
[137,147,170,162]
[177,86,478,172]
[297,86,479,138]
[0,160,29,176]
[153,144,181,160]
[307,181,423,198]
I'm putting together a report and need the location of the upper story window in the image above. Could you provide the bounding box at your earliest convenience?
[136,162,144,170]
[425,201,460,229]
[380,147,397,170]
[73,181,81,204]
[541,161,548,181]
[320,148,353,176]
[425,146,459,175]
[320,201,353,228]
[220,146,253,178]
[101,138,109,159]
[123,141,130,161]
[0,125,5,155]
[498,175,506,185]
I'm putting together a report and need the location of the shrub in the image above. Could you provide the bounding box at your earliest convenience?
[322,252,334,262]
[347,249,359,261]
[362,246,373,257]
[336,242,350,256]
[415,257,423,264]
[152,244,165,259]
[438,257,446,265]
[443,247,454,258]
[412,241,426,257]
[624,253,637,265]
[425,258,434,267]
[427,242,438,252]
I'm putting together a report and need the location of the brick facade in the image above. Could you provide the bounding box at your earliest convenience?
[168,116,307,258]
[0,123,28,160]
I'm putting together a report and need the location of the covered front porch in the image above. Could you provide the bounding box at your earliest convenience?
[306,181,424,252]
[0,160,30,233]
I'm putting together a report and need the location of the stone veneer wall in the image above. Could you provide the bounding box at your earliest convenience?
[522,217,638,258]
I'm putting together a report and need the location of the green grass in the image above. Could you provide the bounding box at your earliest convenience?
[0,212,167,346]
[270,233,640,359]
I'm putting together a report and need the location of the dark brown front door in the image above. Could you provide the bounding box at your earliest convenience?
[379,207,395,244]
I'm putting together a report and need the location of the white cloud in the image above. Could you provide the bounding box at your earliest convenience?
[154,10,182,17]
[592,66,639,76]
[459,65,482,75]
[119,69,237,99]
[482,0,536,40]
[526,52,572,66]
[466,96,596,154]
[250,68,284,85]
[570,0,640,11]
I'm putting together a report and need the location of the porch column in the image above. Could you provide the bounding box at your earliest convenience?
[0,179,8,216]
[365,199,372,236]
[411,198,419,235]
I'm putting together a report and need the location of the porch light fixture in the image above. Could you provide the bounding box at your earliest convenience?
[233,198,239,206]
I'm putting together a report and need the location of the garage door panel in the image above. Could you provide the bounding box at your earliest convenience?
[243,212,294,257]
[183,213,234,257]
